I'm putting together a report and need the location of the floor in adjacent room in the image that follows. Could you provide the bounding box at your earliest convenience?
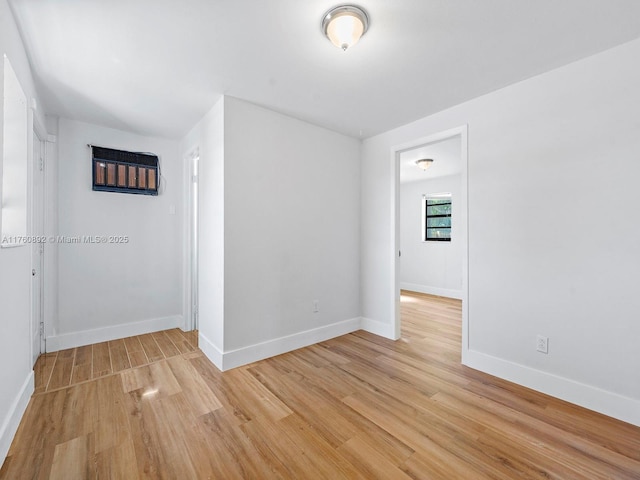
[1,292,639,479]
[32,329,199,394]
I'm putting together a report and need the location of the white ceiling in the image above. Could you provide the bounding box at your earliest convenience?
[400,135,461,184]
[8,0,640,139]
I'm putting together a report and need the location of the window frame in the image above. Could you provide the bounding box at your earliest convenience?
[423,193,452,242]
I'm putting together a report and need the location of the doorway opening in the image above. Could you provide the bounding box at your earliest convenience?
[391,125,469,361]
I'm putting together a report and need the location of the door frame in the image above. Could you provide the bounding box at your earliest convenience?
[29,114,47,364]
[390,125,469,361]
[183,147,200,332]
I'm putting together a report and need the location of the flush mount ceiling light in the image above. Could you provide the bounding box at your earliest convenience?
[415,158,434,170]
[322,5,370,51]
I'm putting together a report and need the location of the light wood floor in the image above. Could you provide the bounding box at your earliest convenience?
[33,329,198,394]
[2,292,639,479]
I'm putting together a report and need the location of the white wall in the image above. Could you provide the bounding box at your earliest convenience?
[53,119,183,349]
[400,174,462,299]
[182,96,361,369]
[223,97,361,355]
[0,0,46,462]
[181,97,225,360]
[361,38,640,426]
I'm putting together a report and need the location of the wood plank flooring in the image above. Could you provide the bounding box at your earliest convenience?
[2,292,640,479]
[33,329,198,394]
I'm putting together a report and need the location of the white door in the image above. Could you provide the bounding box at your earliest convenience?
[31,135,45,366]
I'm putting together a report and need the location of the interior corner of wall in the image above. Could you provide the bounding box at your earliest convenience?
[361,317,396,340]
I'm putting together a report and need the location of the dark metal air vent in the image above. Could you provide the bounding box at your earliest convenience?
[91,145,159,196]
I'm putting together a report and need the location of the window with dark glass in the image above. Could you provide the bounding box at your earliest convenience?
[91,146,159,196]
[424,194,451,241]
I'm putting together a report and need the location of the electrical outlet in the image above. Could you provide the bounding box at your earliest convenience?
[313,300,319,313]
[536,335,548,354]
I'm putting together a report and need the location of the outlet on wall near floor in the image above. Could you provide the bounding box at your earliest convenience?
[537,335,549,354]
[313,300,319,313]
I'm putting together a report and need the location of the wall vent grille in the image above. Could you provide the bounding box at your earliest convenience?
[91,145,159,196]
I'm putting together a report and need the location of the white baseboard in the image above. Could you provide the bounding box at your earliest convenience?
[464,349,640,427]
[361,317,398,340]
[200,317,362,372]
[198,332,223,371]
[0,371,34,464]
[400,282,462,300]
[46,315,183,351]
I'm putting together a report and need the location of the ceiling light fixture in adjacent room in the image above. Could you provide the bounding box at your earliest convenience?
[322,5,370,51]
[415,158,434,170]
